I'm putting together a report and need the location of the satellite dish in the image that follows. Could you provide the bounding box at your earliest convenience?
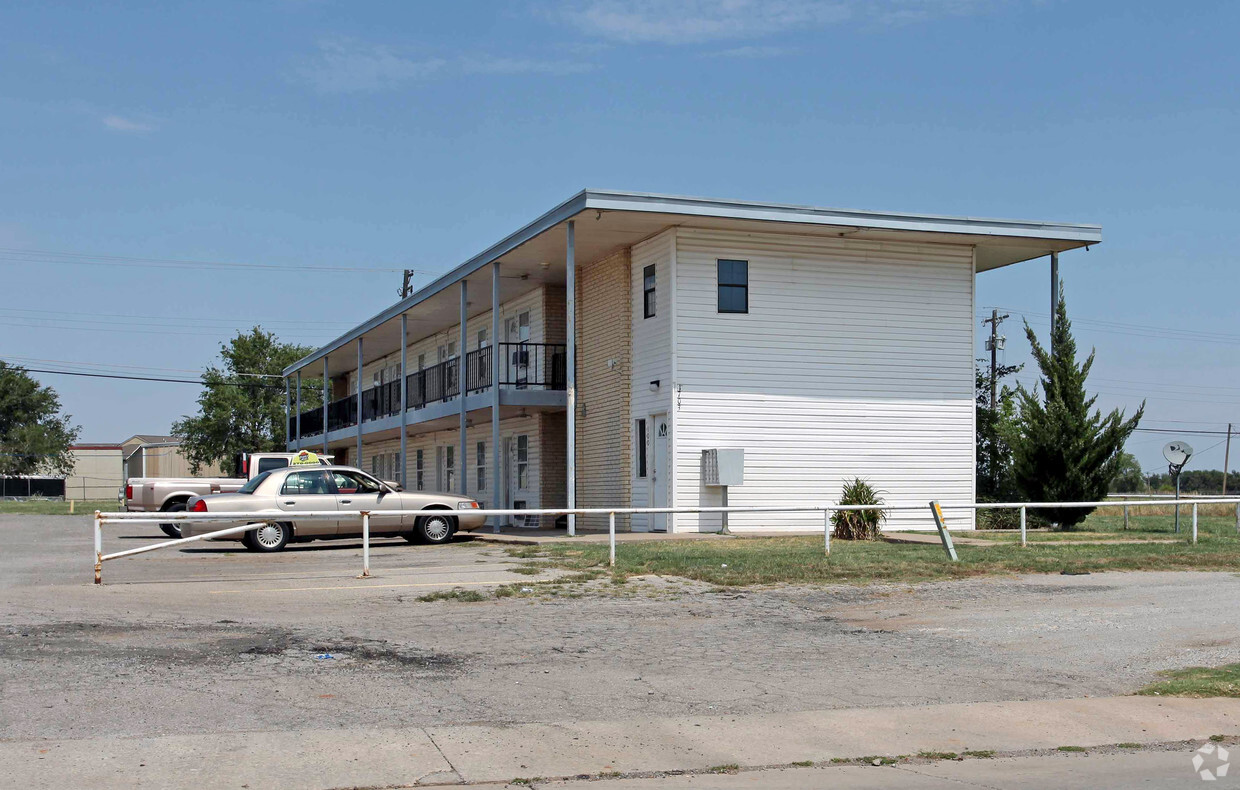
[1163,441,1194,467]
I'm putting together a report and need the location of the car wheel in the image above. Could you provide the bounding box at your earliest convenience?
[159,503,185,538]
[414,512,456,544]
[243,522,290,552]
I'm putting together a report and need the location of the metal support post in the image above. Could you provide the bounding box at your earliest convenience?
[295,371,302,450]
[1174,473,1181,533]
[283,377,290,447]
[1192,503,1198,545]
[359,511,371,577]
[720,485,730,534]
[459,280,468,497]
[566,220,576,537]
[491,261,502,533]
[1020,505,1027,548]
[609,511,616,567]
[322,357,329,454]
[400,313,408,488]
[356,337,363,468]
[1124,504,1129,530]
[824,510,831,556]
[93,511,102,585]
[929,501,958,561]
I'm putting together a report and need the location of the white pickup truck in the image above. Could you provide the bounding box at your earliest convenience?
[124,451,333,537]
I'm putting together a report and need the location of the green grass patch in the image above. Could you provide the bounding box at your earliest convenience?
[706,764,739,774]
[1057,745,1087,752]
[790,760,814,767]
[962,750,995,758]
[917,751,958,760]
[509,528,1240,588]
[416,588,489,603]
[1136,663,1240,698]
[1116,743,1142,749]
[0,499,121,515]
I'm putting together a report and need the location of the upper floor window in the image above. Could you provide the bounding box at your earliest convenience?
[717,259,748,314]
[643,264,656,318]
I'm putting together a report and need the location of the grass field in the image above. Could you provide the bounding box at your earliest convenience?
[0,499,121,515]
[969,513,1238,543]
[1137,664,1240,698]
[510,509,1240,587]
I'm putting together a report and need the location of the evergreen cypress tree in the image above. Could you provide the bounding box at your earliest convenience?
[1012,285,1143,528]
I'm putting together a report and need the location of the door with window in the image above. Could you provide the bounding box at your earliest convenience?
[651,414,668,531]
[506,434,536,527]
[332,470,402,533]
[438,446,456,494]
[504,311,531,387]
[276,470,339,535]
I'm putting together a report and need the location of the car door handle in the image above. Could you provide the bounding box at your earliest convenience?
[283,500,296,505]
[340,499,352,505]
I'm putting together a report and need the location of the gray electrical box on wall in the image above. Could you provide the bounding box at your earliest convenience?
[702,449,744,487]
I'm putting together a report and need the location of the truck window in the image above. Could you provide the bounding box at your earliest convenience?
[237,471,272,494]
[257,457,290,475]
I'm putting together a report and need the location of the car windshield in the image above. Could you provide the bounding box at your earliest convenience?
[237,471,271,494]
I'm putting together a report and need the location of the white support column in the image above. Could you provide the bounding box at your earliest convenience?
[322,357,329,454]
[491,261,502,533]
[459,280,468,497]
[283,377,290,448]
[400,313,408,490]
[356,337,363,469]
[566,220,576,537]
[295,371,302,451]
[1050,251,1059,339]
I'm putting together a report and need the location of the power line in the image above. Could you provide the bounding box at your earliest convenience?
[6,365,286,389]
[0,306,356,328]
[0,354,282,378]
[0,246,441,276]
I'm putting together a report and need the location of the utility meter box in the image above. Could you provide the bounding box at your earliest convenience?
[701,449,744,487]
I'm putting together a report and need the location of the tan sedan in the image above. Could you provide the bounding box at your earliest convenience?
[182,465,485,552]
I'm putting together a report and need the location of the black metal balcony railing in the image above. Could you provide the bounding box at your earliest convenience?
[292,343,566,438]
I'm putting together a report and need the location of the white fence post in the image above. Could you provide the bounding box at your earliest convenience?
[928,501,958,561]
[824,509,831,556]
[360,511,371,578]
[1020,506,1027,548]
[93,510,102,585]
[609,512,616,567]
[1123,504,1129,530]
[1192,503,1198,545]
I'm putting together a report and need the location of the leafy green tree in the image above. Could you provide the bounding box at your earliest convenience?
[1012,285,1144,528]
[0,362,80,477]
[976,359,1023,500]
[172,328,319,474]
[1110,451,1146,493]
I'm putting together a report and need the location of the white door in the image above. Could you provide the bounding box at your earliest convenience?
[651,414,668,531]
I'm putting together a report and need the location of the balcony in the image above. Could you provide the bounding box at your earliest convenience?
[290,342,566,439]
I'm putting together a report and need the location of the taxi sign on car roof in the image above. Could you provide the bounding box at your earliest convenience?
[291,450,322,466]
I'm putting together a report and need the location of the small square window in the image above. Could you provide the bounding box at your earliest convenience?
[717,259,748,314]
[643,264,656,319]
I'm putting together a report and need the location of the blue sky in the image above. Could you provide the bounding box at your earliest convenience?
[1,1,1237,474]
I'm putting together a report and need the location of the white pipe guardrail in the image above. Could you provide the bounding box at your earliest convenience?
[94,496,1240,583]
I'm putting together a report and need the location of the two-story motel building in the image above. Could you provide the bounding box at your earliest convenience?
[282,190,1099,533]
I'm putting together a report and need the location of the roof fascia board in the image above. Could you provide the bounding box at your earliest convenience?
[284,190,589,376]
[583,190,1103,244]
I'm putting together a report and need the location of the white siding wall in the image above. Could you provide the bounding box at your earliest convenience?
[629,230,675,531]
[672,228,976,532]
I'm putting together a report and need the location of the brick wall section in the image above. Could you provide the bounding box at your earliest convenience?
[539,413,567,528]
[575,249,633,530]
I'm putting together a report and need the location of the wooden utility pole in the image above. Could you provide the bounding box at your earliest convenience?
[982,309,1009,409]
[400,269,416,298]
[1225,423,1233,495]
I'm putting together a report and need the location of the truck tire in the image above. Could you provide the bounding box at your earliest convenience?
[242,522,290,553]
[159,503,186,538]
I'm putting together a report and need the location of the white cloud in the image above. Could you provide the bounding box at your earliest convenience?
[102,115,157,133]
[298,39,591,93]
[461,55,594,76]
[556,0,989,44]
[706,45,795,59]
[298,40,446,93]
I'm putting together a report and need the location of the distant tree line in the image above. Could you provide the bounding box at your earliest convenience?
[1112,465,1239,495]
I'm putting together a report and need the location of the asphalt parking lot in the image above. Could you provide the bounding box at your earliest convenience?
[5,511,1240,747]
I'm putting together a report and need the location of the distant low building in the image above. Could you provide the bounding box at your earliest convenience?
[57,435,227,501]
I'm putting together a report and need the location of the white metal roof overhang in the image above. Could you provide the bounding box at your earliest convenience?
[287,189,1101,378]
